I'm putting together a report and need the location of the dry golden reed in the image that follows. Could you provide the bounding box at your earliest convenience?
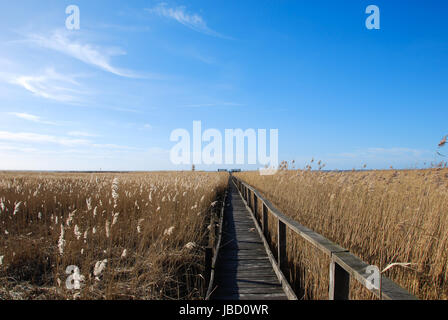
[236,168,448,300]
[0,171,227,300]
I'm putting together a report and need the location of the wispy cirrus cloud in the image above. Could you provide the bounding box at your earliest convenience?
[68,131,98,138]
[323,147,434,169]
[7,68,85,103]
[0,130,137,150]
[9,112,42,122]
[25,30,138,78]
[0,131,88,147]
[148,3,231,39]
[0,142,38,153]
[333,147,430,159]
[8,112,61,125]
[183,102,245,108]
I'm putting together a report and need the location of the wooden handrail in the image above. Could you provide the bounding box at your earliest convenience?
[205,186,228,300]
[232,175,417,300]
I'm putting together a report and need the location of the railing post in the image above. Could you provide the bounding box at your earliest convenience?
[253,194,258,221]
[262,203,268,240]
[205,247,213,291]
[277,219,286,269]
[329,260,350,300]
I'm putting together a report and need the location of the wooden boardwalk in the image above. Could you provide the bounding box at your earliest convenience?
[211,182,288,300]
[207,176,416,301]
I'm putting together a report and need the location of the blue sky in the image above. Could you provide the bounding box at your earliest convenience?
[0,0,447,171]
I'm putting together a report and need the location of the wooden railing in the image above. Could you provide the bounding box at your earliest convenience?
[204,187,228,300]
[232,176,417,300]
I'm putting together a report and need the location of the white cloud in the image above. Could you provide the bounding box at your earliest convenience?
[91,143,137,150]
[0,142,38,153]
[0,145,173,171]
[0,57,14,68]
[321,147,434,169]
[0,130,135,151]
[9,112,40,122]
[25,30,137,78]
[147,146,169,155]
[68,131,97,137]
[0,131,88,147]
[183,102,245,108]
[8,112,60,125]
[149,3,229,39]
[333,147,429,159]
[8,68,85,102]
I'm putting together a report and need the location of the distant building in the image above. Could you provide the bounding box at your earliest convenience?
[217,169,228,172]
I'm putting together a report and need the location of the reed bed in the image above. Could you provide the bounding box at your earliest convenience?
[0,171,227,300]
[235,168,448,300]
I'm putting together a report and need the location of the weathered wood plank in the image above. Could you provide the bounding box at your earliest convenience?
[329,260,350,300]
[331,251,418,300]
[215,274,280,281]
[277,219,286,270]
[218,257,270,262]
[214,281,284,289]
[214,293,288,300]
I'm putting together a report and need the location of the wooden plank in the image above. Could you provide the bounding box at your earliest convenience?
[253,194,258,218]
[262,203,268,239]
[332,251,417,300]
[219,255,270,261]
[215,274,279,280]
[215,262,275,268]
[214,281,284,289]
[206,189,228,300]
[219,253,271,258]
[214,293,288,300]
[219,247,266,251]
[215,286,285,294]
[215,273,277,280]
[218,250,269,256]
[215,265,275,272]
[277,219,286,270]
[329,260,350,300]
[219,244,265,250]
[216,263,275,268]
[219,257,270,261]
[205,247,213,289]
